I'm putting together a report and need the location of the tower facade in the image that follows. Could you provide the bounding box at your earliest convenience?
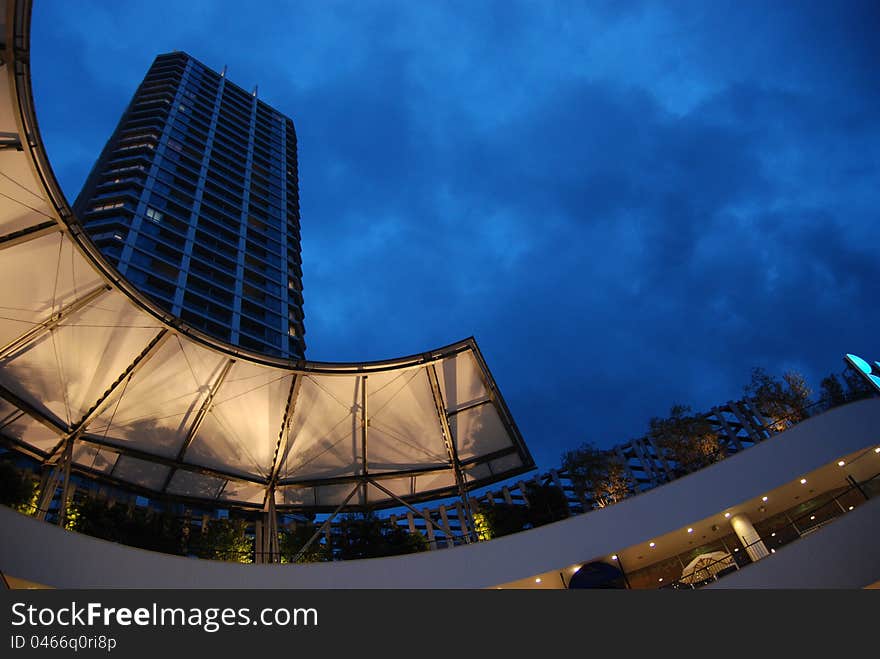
[74,51,305,359]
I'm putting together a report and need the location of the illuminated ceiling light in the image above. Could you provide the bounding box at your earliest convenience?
[658,578,664,582]
[875,447,880,453]
[535,578,542,584]
[771,532,776,537]
[687,528,694,534]
[649,542,656,548]
[762,496,768,502]
[770,548,776,554]
[848,506,854,511]
[611,555,618,560]
[724,512,731,518]
[800,478,807,484]
[810,515,816,521]
[838,460,846,467]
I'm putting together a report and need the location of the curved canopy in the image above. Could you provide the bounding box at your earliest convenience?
[0,4,533,511]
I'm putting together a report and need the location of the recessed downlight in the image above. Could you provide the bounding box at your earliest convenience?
[535,578,542,584]
[687,528,693,533]
[762,496,768,502]
[838,460,846,467]
[800,478,807,484]
[724,512,731,518]
[649,542,655,548]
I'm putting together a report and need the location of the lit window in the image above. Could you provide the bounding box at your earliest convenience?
[145,207,164,223]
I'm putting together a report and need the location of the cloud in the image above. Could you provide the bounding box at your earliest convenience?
[29,1,880,470]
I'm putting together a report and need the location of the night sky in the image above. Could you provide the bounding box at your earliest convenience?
[30,1,880,472]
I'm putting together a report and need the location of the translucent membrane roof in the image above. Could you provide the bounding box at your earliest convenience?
[0,5,533,511]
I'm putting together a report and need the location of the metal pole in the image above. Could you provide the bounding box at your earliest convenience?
[426,364,475,542]
[291,485,359,564]
[57,440,74,527]
[368,478,461,541]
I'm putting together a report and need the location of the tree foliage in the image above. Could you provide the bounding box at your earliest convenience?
[0,460,37,513]
[66,497,185,555]
[474,503,526,540]
[562,442,632,508]
[194,518,253,563]
[336,512,427,560]
[278,523,333,563]
[649,404,723,476]
[744,367,812,430]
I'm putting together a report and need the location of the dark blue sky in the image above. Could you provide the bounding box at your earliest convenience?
[31,1,880,471]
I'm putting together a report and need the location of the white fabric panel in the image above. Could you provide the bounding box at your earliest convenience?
[111,456,171,490]
[279,483,360,508]
[278,486,315,507]
[280,374,360,481]
[0,234,57,349]
[0,397,18,423]
[166,470,225,499]
[365,476,415,504]
[0,329,70,426]
[436,350,488,413]
[50,294,163,424]
[0,190,55,246]
[414,470,458,495]
[0,233,108,425]
[86,337,225,458]
[313,482,361,507]
[185,362,291,479]
[0,233,104,348]
[365,367,448,473]
[488,453,524,477]
[450,403,510,461]
[218,481,266,505]
[0,411,61,452]
[71,443,118,474]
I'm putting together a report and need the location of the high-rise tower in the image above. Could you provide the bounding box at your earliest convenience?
[74,51,305,359]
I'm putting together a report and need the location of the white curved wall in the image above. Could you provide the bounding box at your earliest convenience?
[2,398,879,588]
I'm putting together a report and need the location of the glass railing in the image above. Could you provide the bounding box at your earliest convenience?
[642,471,880,589]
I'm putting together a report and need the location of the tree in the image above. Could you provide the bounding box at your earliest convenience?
[649,405,723,476]
[842,367,875,402]
[278,523,333,563]
[819,374,847,410]
[473,503,526,540]
[744,367,812,431]
[562,442,632,509]
[522,482,569,527]
[66,497,185,555]
[194,518,253,563]
[0,460,37,513]
[336,512,427,560]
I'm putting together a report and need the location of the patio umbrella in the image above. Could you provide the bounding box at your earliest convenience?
[679,551,735,584]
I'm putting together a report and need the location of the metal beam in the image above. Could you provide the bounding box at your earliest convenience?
[0,382,67,436]
[76,433,262,486]
[446,398,491,417]
[0,284,110,361]
[161,358,235,492]
[291,485,360,563]
[368,478,461,541]
[361,375,368,477]
[262,374,301,508]
[56,440,74,527]
[426,363,475,542]
[44,328,171,461]
[0,220,59,250]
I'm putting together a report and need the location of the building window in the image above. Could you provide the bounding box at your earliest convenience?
[145,207,164,223]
